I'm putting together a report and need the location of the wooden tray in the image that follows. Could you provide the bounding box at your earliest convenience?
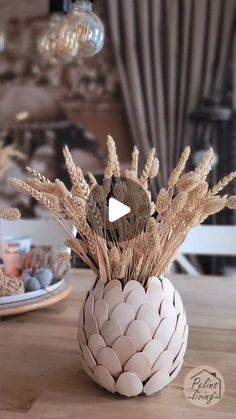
[0,278,71,317]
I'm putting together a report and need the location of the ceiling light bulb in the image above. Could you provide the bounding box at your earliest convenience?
[58,0,105,58]
[38,13,75,65]
[57,20,81,59]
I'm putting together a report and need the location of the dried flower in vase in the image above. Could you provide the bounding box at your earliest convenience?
[9,135,236,397]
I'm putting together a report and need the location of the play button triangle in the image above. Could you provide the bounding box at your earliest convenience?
[108,197,131,222]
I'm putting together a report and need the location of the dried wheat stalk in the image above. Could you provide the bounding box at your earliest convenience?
[0,143,24,175]
[131,146,139,178]
[0,208,21,220]
[63,146,90,199]
[87,171,97,189]
[10,135,236,286]
[0,142,24,221]
[26,166,50,183]
[168,146,191,189]
[194,148,214,178]
[57,253,72,264]
[210,171,236,195]
[104,135,120,186]
[139,148,156,185]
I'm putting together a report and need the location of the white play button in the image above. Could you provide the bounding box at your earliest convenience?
[108,197,131,222]
[86,177,151,239]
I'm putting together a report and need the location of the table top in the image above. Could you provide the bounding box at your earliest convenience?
[0,269,236,419]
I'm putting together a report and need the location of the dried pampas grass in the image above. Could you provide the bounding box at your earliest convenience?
[10,135,236,286]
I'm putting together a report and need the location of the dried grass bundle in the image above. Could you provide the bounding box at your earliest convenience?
[10,135,236,286]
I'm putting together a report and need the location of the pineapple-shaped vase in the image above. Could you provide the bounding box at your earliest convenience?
[78,276,188,397]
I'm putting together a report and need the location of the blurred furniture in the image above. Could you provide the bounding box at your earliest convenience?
[177,225,236,275]
[1,269,236,417]
[190,99,235,225]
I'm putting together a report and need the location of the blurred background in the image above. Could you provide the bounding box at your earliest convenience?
[0,0,236,275]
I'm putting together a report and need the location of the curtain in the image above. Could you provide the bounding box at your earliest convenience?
[107,0,236,186]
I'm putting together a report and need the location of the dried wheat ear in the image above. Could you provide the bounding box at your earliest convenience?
[0,144,24,221]
[0,142,24,175]
[10,136,236,285]
[0,208,21,220]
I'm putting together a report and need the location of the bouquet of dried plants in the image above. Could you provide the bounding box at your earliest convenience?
[0,142,23,220]
[10,136,236,286]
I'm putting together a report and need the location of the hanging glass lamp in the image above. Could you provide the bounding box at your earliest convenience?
[38,13,73,65]
[58,0,105,58]
[38,0,104,64]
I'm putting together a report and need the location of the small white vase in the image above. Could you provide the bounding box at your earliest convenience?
[78,276,188,397]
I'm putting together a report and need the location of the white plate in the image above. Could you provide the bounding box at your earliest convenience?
[0,278,71,317]
[0,279,65,305]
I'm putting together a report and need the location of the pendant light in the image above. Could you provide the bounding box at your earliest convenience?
[38,13,70,65]
[58,0,105,58]
[38,0,104,64]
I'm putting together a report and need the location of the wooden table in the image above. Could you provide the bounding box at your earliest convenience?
[0,269,236,419]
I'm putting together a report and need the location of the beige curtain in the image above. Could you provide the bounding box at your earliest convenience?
[107,0,236,186]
